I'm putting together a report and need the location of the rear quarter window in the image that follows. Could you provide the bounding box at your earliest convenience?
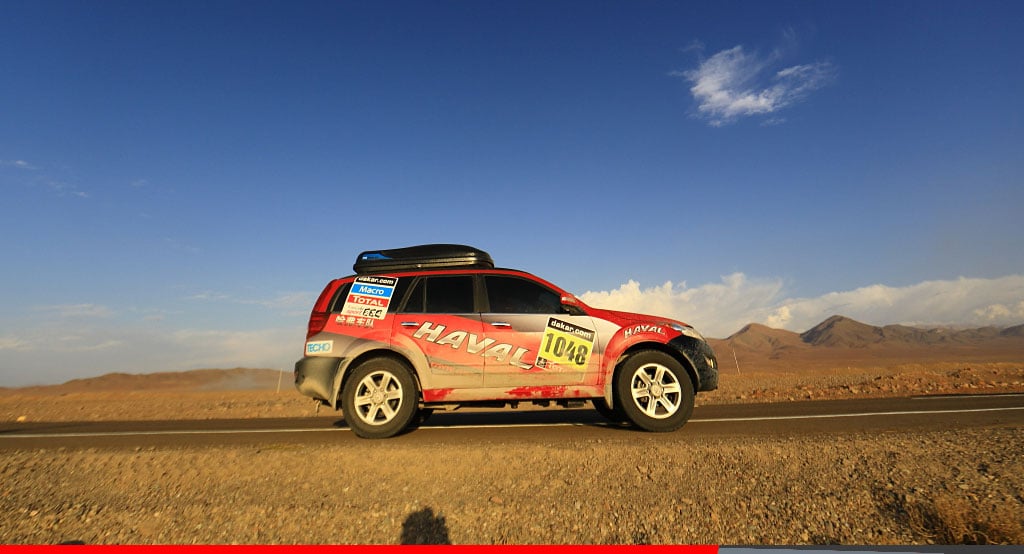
[328,283,353,312]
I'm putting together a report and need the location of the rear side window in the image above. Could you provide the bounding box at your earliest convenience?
[400,276,475,314]
[485,275,561,314]
[388,277,414,313]
[328,283,353,313]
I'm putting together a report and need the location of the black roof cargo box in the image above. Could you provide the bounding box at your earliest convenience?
[353,244,494,274]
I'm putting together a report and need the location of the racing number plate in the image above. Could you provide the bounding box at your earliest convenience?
[538,317,595,371]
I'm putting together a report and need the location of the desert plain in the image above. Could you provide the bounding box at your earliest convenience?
[1,316,1022,545]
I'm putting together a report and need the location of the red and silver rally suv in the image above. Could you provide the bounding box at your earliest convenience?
[295,245,718,438]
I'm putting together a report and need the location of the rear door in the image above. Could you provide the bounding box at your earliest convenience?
[390,274,485,389]
[481,275,601,388]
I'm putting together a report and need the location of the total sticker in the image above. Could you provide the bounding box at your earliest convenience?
[538,317,595,371]
[341,276,398,320]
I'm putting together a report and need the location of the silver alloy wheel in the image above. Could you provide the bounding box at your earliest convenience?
[628,362,682,419]
[352,370,404,426]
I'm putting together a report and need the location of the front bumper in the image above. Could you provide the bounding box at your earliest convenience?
[294,356,346,404]
[667,336,719,392]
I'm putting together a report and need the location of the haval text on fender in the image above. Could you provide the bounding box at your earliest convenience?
[294,245,718,438]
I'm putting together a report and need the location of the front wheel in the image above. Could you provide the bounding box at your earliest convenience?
[341,357,419,439]
[615,351,695,432]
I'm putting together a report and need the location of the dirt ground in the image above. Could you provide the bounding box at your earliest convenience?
[1,361,1022,545]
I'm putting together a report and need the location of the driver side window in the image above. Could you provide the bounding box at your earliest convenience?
[484,275,561,314]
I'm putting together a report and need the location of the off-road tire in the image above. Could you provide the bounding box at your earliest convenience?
[614,350,695,432]
[341,357,419,439]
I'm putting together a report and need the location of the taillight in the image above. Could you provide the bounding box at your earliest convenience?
[306,311,329,340]
[305,280,342,341]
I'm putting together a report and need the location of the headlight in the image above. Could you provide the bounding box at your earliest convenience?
[667,322,705,342]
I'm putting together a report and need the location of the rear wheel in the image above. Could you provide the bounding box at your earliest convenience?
[341,357,419,439]
[615,351,694,432]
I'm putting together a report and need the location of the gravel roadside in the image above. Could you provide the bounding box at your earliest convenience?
[2,426,1022,545]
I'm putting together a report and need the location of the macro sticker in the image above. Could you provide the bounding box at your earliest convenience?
[538,317,595,371]
[341,276,398,320]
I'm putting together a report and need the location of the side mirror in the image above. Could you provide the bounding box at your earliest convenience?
[560,294,585,316]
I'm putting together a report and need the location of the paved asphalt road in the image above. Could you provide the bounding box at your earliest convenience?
[1,394,1022,450]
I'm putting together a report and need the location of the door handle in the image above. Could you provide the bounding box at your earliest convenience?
[401,321,420,327]
[489,322,512,328]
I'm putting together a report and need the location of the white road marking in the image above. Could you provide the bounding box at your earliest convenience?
[0,428,345,439]
[912,393,1024,400]
[2,404,1022,439]
[690,405,1024,423]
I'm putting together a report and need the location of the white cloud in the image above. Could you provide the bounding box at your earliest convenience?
[3,160,90,197]
[764,276,1024,331]
[40,179,88,198]
[34,303,114,319]
[164,238,201,254]
[3,293,314,386]
[186,291,230,302]
[0,323,304,387]
[0,336,33,352]
[581,274,1024,337]
[239,292,315,312]
[1,159,37,170]
[676,45,835,126]
[186,290,315,316]
[72,339,124,352]
[2,332,121,355]
[974,301,1024,321]
[580,273,785,337]
[169,328,303,368]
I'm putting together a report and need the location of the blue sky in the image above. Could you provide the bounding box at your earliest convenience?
[2,1,1023,385]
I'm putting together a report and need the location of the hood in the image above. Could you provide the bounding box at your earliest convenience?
[589,307,691,329]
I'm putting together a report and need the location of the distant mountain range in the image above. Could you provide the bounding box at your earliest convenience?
[0,367,284,393]
[706,315,1024,371]
[714,315,1024,350]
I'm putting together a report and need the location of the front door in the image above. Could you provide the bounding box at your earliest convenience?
[480,275,601,388]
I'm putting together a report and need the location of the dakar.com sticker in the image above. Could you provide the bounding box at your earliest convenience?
[341,276,398,320]
[538,317,595,371]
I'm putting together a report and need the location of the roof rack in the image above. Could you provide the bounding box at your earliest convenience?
[353,244,494,274]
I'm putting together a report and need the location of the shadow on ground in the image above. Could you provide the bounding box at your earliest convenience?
[400,507,451,544]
